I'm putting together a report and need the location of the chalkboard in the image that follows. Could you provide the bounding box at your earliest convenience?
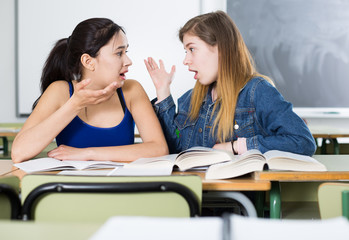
[227,0,349,110]
[16,0,199,116]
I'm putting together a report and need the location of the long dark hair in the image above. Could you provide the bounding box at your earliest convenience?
[32,18,124,109]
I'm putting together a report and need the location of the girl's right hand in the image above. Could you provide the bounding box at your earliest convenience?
[71,79,120,110]
[144,57,176,102]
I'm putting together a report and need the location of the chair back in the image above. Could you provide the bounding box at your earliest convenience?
[21,174,202,222]
[0,176,21,219]
[318,182,349,219]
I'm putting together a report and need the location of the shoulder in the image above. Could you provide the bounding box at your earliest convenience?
[121,79,148,106]
[41,80,70,102]
[46,80,70,90]
[241,76,279,99]
[121,79,146,98]
[122,79,144,93]
[34,80,70,111]
[243,76,274,91]
[178,89,193,104]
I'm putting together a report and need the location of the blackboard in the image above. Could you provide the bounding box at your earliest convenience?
[227,0,349,112]
[16,0,200,116]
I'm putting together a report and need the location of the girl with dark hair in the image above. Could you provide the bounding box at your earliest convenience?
[145,11,316,156]
[12,18,168,163]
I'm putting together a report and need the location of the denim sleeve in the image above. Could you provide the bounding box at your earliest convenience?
[246,80,317,156]
[152,95,183,154]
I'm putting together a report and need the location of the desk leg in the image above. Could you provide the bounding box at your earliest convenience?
[333,138,339,155]
[3,137,9,156]
[1,137,9,156]
[255,191,265,218]
[321,138,340,155]
[269,181,281,219]
[342,190,349,220]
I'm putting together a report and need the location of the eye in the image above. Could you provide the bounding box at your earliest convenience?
[189,48,194,52]
[116,50,128,57]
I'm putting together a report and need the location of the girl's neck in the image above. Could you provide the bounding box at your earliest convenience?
[211,84,218,102]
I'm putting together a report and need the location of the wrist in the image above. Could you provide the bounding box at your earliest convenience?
[231,140,238,154]
[69,96,85,112]
[156,87,171,102]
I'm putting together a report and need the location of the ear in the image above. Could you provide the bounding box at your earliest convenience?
[80,53,95,71]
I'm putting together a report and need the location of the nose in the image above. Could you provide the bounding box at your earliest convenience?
[183,53,191,66]
[124,55,132,67]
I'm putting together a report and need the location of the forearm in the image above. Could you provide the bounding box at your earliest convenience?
[11,99,80,162]
[246,134,316,156]
[152,95,183,153]
[84,141,169,162]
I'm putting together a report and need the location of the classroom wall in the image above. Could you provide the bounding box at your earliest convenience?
[1,0,347,136]
[0,0,20,123]
[0,0,226,123]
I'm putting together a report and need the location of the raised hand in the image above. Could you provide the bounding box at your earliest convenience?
[71,79,121,110]
[144,57,175,102]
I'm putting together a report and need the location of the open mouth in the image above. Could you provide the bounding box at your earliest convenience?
[119,71,127,80]
[189,68,198,79]
[190,70,198,79]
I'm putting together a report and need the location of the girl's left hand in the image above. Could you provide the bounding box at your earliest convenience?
[47,145,90,161]
[144,57,176,102]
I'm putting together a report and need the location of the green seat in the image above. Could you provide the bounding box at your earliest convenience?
[21,175,202,222]
[0,176,21,219]
[318,182,349,219]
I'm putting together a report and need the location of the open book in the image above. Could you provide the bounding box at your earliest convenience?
[205,149,327,180]
[112,147,234,176]
[14,158,124,173]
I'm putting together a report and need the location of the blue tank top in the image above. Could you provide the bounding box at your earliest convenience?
[56,82,135,148]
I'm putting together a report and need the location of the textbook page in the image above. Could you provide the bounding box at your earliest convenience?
[90,216,222,240]
[14,158,124,173]
[109,155,177,176]
[231,215,349,240]
[58,169,117,176]
[263,150,327,171]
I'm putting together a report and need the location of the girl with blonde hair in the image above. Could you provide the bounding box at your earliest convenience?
[145,11,315,156]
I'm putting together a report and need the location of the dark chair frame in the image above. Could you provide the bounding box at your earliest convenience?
[22,181,200,220]
[0,183,21,219]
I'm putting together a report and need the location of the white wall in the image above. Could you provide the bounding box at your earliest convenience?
[0,0,20,123]
[0,0,226,123]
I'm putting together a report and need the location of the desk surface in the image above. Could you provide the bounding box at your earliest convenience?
[1,159,271,191]
[0,127,20,136]
[254,155,349,181]
[0,160,14,176]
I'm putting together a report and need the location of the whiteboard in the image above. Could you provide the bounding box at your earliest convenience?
[227,0,349,113]
[16,0,200,116]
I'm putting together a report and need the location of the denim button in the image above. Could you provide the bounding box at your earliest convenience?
[198,128,203,133]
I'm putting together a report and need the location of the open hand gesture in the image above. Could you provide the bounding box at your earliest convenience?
[71,79,121,110]
[144,57,175,102]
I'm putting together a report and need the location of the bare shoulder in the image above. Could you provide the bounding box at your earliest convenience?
[39,80,71,106]
[121,79,149,110]
[122,79,144,92]
[122,79,147,99]
[44,80,70,92]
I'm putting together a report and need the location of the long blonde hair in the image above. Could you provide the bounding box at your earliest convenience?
[179,11,272,143]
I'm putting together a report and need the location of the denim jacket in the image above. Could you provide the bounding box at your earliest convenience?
[152,77,316,156]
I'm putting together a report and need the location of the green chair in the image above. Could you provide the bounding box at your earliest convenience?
[21,175,202,222]
[318,182,349,219]
[0,176,21,220]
